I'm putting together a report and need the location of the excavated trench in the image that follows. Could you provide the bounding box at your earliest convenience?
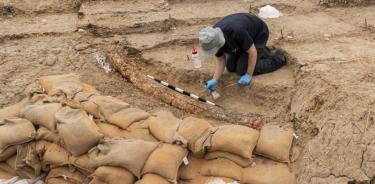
[1,0,375,183]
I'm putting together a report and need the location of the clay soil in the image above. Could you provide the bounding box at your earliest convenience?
[0,0,375,183]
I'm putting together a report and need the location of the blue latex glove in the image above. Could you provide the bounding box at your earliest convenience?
[205,79,218,92]
[238,74,252,85]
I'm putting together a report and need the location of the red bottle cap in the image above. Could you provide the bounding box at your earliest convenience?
[192,47,198,54]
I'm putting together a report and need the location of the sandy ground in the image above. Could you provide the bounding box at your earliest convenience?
[0,0,375,183]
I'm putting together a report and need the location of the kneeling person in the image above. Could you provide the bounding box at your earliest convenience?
[199,13,286,92]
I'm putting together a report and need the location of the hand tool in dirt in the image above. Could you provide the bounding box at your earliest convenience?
[204,81,221,100]
[204,81,239,100]
[147,75,221,107]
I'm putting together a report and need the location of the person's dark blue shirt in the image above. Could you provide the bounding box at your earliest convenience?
[214,13,268,57]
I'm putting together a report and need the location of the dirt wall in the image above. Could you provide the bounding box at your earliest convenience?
[319,0,375,7]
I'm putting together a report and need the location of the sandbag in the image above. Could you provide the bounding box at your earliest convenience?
[36,127,63,144]
[47,178,75,184]
[88,138,159,178]
[241,158,296,184]
[107,108,150,129]
[0,146,17,162]
[89,166,135,184]
[96,122,125,138]
[45,167,86,184]
[200,158,242,181]
[0,168,13,180]
[0,118,36,152]
[6,155,36,179]
[183,176,238,184]
[69,154,95,175]
[97,122,157,142]
[0,162,14,175]
[142,144,188,182]
[74,92,100,118]
[90,95,129,119]
[21,103,62,131]
[127,120,150,129]
[135,174,170,184]
[178,156,205,180]
[15,142,41,179]
[210,125,259,159]
[0,98,28,122]
[255,124,293,162]
[190,127,217,157]
[177,117,213,149]
[205,151,252,168]
[146,111,181,143]
[40,74,97,99]
[55,107,103,156]
[36,140,70,170]
[122,128,158,142]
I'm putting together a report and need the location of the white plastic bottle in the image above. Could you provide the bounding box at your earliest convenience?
[191,48,202,69]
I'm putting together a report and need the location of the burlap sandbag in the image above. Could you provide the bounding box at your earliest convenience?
[205,151,252,168]
[135,174,170,184]
[69,154,95,175]
[183,176,238,184]
[210,125,259,159]
[15,142,41,179]
[177,117,212,147]
[36,140,70,170]
[255,124,294,162]
[0,118,36,152]
[73,92,100,118]
[241,158,296,184]
[0,168,13,180]
[21,103,62,131]
[6,155,37,179]
[45,167,87,184]
[142,144,188,182]
[0,162,14,175]
[0,146,17,162]
[90,95,129,119]
[0,98,28,122]
[40,74,97,99]
[97,122,157,142]
[96,122,124,138]
[122,128,158,142]
[47,178,74,184]
[127,120,150,129]
[178,156,205,180]
[107,108,150,129]
[88,138,159,178]
[190,127,217,157]
[89,166,135,184]
[200,158,242,181]
[36,127,63,145]
[55,107,103,156]
[146,111,181,143]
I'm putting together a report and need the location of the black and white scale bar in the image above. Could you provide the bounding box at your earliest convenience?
[146,75,217,107]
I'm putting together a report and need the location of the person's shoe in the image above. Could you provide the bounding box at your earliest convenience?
[273,49,287,65]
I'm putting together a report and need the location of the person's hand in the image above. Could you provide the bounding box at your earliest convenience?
[238,74,252,85]
[205,79,218,92]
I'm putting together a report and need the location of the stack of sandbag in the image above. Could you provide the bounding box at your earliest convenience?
[88,138,189,183]
[177,122,296,184]
[0,74,297,184]
[0,74,103,183]
[0,118,37,180]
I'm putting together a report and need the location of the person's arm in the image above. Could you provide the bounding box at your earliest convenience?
[246,44,257,75]
[213,55,226,80]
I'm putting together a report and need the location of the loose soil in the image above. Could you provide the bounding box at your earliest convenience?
[0,0,374,183]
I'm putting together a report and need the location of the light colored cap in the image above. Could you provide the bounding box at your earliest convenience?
[199,27,225,56]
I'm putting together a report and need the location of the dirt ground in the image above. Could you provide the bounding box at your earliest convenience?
[0,0,375,183]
